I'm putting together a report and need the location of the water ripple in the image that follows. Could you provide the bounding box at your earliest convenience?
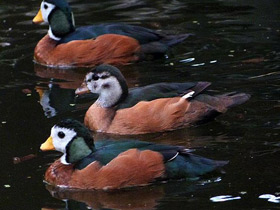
[210,195,241,202]
[259,194,280,203]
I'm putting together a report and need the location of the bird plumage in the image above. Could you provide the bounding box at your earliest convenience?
[33,0,191,68]
[41,119,227,190]
[76,65,250,135]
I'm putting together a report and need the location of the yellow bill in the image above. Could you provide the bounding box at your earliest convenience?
[40,136,55,151]
[33,9,44,24]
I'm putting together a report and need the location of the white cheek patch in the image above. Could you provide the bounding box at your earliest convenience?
[100,77,118,90]
[41,1,56,23]
[86,74,114,93]
[85,74,123,107]
[85,73,96,92]
[87,81,98,93]
[85,72,93,82]
[51,126,76,153]
[93,77,119,95]
[97,77,123,107]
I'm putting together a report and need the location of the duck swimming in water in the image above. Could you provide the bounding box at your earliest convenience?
[76,64,250,135]
[40,119,228,190]
[32,0,191,68]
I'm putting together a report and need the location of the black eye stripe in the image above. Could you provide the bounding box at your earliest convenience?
[58,131,65,139]
[100,75,109,79]
[86,73,110,82]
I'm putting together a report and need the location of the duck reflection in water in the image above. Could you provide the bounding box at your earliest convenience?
[43,184,164,210]
[33,64,141,118]
[42,178,221,210]
[34,64,97,118]
[36,84,76,118]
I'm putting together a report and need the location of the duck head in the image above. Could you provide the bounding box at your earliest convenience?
[76,65,129,108]
[33,0,75,41]
[40,119,94,165]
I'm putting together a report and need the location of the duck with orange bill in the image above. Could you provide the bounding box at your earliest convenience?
[76,64,250,135]
[40,119,228,190]
[32,0,191,68]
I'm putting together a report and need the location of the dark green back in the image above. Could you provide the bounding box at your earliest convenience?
[75,139,227,180]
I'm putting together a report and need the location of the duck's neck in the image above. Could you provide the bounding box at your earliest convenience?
[48,9,75,41]
[85,103,117,132]
[62,137,95,165]
[96,93,121,108]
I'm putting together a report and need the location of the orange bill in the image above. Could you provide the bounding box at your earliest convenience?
[40,136,55,151]
[33,9,44,24]
[75,82,90,95]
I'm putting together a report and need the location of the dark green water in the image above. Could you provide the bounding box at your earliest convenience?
[0,0,280,209]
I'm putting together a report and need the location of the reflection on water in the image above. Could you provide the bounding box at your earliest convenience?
[43,176,224,210]
[33,64,144,117]
[34,64,88,90]
[35,85,76,118]
[45,185,165,210]
[259,194,280,204]
[210,195,241,202]
[1,0,280,209]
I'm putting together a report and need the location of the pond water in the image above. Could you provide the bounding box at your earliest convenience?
[0,0,280,209]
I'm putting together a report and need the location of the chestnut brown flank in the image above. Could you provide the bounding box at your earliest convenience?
[84,97,215,135]
[34,34,141,68]
[45,149,165,190]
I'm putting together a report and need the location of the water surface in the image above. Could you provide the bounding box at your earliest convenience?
[0,0,280,209]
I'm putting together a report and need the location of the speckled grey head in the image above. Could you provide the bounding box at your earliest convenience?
[85,65,129,108]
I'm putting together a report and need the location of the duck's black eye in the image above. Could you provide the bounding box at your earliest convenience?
[58,131,65,139]
[92,75,99,81]
[44,4,48,10]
